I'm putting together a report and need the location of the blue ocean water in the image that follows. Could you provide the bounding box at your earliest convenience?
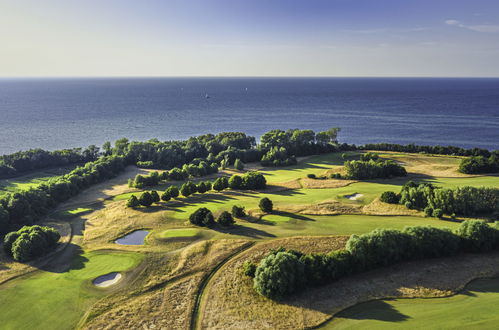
[0,77,497,154]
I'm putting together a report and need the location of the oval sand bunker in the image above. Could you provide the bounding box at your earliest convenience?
[115,230,149,245]
[93,272,122,287]
[345,193,364,200]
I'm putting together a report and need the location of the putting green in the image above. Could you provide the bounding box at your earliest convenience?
[326,278,499,329]
[0,250,143,330]
[159,228,200,238]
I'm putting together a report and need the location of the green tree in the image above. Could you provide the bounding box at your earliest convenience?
[126,195,140,208]
[231,205,246,218]
[189,207,215,227]
[166,185,179,199]
[138,191,153,207]
[253,251,304,299]
[217,211,235,227]
[234,158,244,170]
[150,190,160,203]
[197,182,207,193]
[259,197,273,213]
[212,177,225,192]
[228,175,243,189]
[380,191,399,204]
[161,190,171,201]
[11,233,33,262]
[0,206,9,234]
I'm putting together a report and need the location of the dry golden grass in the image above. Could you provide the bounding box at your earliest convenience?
[300,178,356,189]
[201,239,499,329]
[83,239,251,330]
[279,201,362,216]
[362,197,423,216]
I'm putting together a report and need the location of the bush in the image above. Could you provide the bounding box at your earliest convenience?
[242,260,257,277]
[344,159,407,180]
[217,211,235,227]
[241,171,266,190]
[403,226,460,258]
[150,190,160,203]
[138,192,153,207]
[180,181,197,197]
[212,177,226,192]
[197,181,208,193]
[330,173,341,179]
[253,251,304,299]
[455,220,498,252]
[307,173,316,179]
[432,208,444,218]
[161,190,171,201]
[231,205,246,218]
[380,191,399,204]
[228,175,243,189]
[189,207,215,227]
[126,195,140,208]
[259,197,273,213]
[165,185,179,199]
[3,225,60,262]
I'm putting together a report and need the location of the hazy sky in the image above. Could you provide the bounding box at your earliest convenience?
[1,0,499,77]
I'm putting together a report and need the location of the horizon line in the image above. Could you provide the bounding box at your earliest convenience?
[1,75,499,79]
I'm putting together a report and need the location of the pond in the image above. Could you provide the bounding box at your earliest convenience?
[115,230,149,245]
[93,272,122,287]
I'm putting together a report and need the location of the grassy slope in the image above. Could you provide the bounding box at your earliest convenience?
[0,251,143,330]
[328,278,499,329]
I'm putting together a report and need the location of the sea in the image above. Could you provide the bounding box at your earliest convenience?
[0,77,498,155]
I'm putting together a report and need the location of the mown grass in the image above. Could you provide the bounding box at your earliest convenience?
[159,228,200,238]
[0,250,143,330]
[0,165,78,195]
[327,278,499,329]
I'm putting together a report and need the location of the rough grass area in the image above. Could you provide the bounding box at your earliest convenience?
[202,240,499,329]
[0,250,143,330]
[83,240,251,329]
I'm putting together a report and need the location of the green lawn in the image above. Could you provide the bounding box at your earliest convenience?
[158,228,200,238]
[0,250,143,330]
[326,278,499,329]
[0,165,78,195]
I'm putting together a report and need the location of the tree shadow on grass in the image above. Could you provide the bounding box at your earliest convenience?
[211,224,276,239]
[336,299,410,322]
[36,243,89,273]
[272,210,315,222]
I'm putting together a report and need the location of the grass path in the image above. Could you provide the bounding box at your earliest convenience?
[326,277,499,329]
[191,242,255,330]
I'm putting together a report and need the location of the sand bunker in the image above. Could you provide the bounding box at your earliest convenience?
[93,272,122,287]
[345,193,363,200]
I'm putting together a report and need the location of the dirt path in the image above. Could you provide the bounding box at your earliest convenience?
[190,242,256,330]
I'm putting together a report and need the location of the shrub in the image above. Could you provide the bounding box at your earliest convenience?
[217,211,235,227]
[126,195,140,208]
[307,173,316,179]
[403,226,460,258]
[231,205,246,218]
[253,251,304,299]
[228,175,243,189]
[380,191,399,204]
[330,173,341,179]
[432,208,444,218]
[204,181,212,191]
[241,171,266,190]
[189,207,215,227]
[259,197,273,213]
[161,190,171,202]
[344,159,407,180]
[242,260,257,277]
[150,190,160,203]
[212,177,226,192]
[138,192,153,207]
[455,220,498,252]
[165,185,179,199]
[197,182,208,193]
[180,181,197,197]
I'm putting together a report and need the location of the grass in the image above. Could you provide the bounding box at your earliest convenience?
[0,165,78,195]
[327,278,499,329]
[0,250,143,330]
[159,228,200,238]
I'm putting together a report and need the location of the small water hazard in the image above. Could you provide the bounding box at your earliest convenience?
[93,272,122,287]
[115,230,149,245]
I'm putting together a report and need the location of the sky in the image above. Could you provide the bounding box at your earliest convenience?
[1,0,499,77]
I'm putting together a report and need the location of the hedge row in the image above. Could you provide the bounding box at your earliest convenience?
[252,220,499,299]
